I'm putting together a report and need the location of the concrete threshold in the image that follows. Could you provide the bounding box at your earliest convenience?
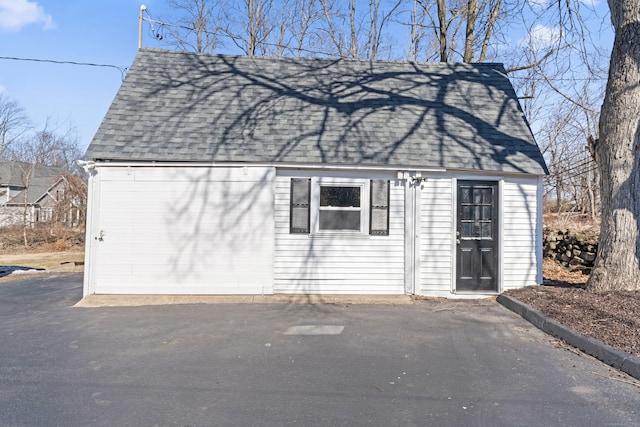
[74,294,415,307]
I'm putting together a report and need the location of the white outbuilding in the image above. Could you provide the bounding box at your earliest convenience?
[82,48,547,298]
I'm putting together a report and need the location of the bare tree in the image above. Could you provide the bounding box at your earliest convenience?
[8,121,84,246]
[15,121,82,171]
[463,0,478,62]
[0,94,30,161]
[436,0,448,61]
[319,0,349,57]
[477,0,501,61]
[289,0,324,56]
[409,0,504,63]
[317,0,401,59]
[272,0,293,56]
[163,0,224,53]
[366,0,402,59]
[222,0,274,56]
[290,0,324,56]
[52,173,87,228]
[587,0,640,292]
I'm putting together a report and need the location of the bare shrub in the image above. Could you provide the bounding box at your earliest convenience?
[0,223,84,253]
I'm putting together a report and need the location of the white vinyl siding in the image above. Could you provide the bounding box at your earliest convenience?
[417,175,542,296]
[418,177,454,295]
[274,171,405,294]
[502,178,541,290]
[84,163,543,298]
[87,166,275,295]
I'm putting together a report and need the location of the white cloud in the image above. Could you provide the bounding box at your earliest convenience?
[522,24,561,51]
[0,84,5,94]
[0,0,54,32]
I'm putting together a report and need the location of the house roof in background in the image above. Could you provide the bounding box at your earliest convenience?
[86,48,547,175]
[7,179,63,205]
[0,161,65,187]
[0,161,66,205]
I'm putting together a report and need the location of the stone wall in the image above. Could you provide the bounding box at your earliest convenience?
[543,229,598,274]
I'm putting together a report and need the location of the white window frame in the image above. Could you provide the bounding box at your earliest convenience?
[312,178,369,235]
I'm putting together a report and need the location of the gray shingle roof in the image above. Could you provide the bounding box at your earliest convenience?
[0,161,65,187]
[0,161,66,205]
[8,180,59,205]
[86,48,547,175]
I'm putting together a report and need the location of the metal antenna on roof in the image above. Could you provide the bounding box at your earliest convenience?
[138,4,163,49]
[138,4,147,50]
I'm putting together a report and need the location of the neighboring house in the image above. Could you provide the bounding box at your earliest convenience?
[0,161,68,226]
[82,48,548,298]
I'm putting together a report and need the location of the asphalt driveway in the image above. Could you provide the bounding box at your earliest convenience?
[0,273,638,426]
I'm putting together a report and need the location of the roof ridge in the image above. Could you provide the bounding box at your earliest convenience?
[136,47,505,69]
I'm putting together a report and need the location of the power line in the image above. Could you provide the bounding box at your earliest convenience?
[549,159,595,175]
[0,56,128,80]
[142,15,338,58]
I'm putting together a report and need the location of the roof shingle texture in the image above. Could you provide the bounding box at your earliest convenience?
[86,48,547,175]
[0,161,66,204]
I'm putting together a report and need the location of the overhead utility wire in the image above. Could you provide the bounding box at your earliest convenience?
[142,14,340,58]
[551,158,596,174]
[0,56,128,80]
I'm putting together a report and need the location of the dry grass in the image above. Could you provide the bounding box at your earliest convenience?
[0,251,84,270]
[0,224,84,254]
[543,212,600,235]
[543,258,589,286]
[0,223,85,274]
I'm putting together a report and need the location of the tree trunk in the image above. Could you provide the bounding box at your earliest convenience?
[587,1,640,292]
[479,0,501,62]
[350,0,357,58]
[463,0,477,62]
[248,0,256,56]
[368,0,380,59]
[436,0,447,62]
[587,165,596,220]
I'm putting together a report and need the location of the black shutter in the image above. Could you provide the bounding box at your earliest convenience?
[290,178,311,234]
[370,180,390,236]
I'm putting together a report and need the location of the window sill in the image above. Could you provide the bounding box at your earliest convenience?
[310,231,371,239]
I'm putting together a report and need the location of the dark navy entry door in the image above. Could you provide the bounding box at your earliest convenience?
[456,181,499,292]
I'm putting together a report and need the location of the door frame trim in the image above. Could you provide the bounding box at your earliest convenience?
[404,174,420,295]
[451,178,503,294]
[83,168,100,297]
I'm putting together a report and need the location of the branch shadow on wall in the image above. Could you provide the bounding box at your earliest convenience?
[105,51,547,302]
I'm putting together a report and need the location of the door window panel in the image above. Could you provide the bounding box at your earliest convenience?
[460,186,494,239]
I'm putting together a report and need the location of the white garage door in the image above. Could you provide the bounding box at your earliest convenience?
[88,166,275,294]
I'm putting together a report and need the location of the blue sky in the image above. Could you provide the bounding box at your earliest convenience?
[1,0,168,151]
[1,1,613,155]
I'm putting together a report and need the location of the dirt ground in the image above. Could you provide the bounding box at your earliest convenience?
[505,214,640,359]
[506,258,640,358]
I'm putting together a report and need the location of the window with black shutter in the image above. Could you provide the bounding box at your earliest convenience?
[290,178,310,233]
[290,178,391,236]
[369,180,389,235]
